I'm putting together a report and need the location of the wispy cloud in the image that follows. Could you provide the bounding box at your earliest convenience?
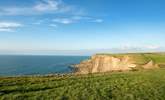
[120,43,162,51]
[49,24,58,27]
[0,0,76,16]
[92,19,104,23]
[0,22,22,32]
[52,16,104,25]
[53,18,74,24]
[34,0,59,12]
[0,0,104,29]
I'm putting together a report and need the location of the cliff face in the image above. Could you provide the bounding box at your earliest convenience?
[75,54,158,74]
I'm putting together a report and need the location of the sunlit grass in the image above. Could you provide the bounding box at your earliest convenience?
[0,69,165,100]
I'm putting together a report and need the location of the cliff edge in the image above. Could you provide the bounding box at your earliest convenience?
[75,54,159,74]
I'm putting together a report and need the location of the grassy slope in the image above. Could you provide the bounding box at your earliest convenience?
[97,52,165,65]
[0,53,165,100]
[0,69,165,100]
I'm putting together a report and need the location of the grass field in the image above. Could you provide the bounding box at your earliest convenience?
[0,69,165,100]
[1,53,165,100]
[97,52,165,65]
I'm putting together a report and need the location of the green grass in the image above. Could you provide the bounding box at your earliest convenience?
[0,69,165,100]
[97,52,165,66]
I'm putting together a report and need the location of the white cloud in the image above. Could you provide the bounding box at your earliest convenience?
[120,43,162,52]
[0,28,13,32]
[32,19,48,25]
[53,18,74,24]
[0,0,74,16]
[0,0,104,27]
[145,45,161,49]
[52,16,104,25]
[71,16,91,20]
[49,24,58,27]
[0,22,22,28]
[34,0,59,11]
[0,22,22,32]
[92,19,103,23]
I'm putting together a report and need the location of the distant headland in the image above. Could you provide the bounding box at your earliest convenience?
[74,53,165,74]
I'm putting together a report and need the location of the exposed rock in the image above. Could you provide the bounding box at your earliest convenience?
[75,54,158,74]
[143,60,159,69]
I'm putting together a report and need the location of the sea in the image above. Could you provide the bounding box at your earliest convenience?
[0,55,89,76]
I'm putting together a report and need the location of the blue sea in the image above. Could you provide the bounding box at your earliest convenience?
[0,55,89,76]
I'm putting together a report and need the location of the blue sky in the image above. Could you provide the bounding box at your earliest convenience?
[0,0,165,55]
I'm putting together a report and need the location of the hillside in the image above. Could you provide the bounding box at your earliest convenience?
[0,69,165,100]
[75,53,165,74]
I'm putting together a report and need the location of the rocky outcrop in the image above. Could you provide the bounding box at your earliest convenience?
[75,54,158,74]
[143,60,159,69]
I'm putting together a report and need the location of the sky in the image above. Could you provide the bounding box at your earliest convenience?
[0,0,165,55]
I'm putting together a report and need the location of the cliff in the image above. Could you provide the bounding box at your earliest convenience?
[75,54,159,74]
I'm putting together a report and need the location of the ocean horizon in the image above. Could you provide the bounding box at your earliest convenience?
[0,55,89,76]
